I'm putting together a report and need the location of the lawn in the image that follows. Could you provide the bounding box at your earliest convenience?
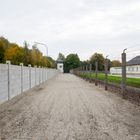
[80,73,140,88]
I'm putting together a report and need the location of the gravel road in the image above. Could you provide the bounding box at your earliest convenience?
[0,74,140,140]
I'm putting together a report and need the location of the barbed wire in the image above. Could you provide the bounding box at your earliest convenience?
[126,49,140,54]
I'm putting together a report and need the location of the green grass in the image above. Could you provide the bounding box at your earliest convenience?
[80,73,140,88]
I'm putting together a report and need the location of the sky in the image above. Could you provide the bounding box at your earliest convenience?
[0,0,140,61]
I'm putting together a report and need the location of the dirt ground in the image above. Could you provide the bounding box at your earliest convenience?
[0,74,140,140]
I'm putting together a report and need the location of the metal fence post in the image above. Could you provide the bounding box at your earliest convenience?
[20,63,23,93]
[122,49,127,98]
[28,64,31,89]
[105,57,108,90]
[95,61,98,86]
[6,61,11,100]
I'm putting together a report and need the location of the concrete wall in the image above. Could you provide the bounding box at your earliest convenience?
[0,64,60,104]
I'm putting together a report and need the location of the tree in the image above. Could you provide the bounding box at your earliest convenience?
[47,56,56,68]
[30,45,43,66]
[23,41,31,66]
[0,42,5,63]
[90,53,105,71]
[0,37,56,67]
[64,54,80,73]
[111,60,121,67]
[57,53,65,61]
[0,37,9,63]
[5,43,24,65]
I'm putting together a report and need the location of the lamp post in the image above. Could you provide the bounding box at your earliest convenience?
[34,42,48,56]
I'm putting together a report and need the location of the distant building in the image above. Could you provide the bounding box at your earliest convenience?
[56,59,64,73]
[110,55,140,75]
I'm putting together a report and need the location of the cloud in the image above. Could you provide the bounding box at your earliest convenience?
[0,0,140,60]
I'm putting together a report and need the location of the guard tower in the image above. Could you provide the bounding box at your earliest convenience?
[56,59,64,73]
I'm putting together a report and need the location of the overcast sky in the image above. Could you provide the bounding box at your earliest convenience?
[0,0,140,60]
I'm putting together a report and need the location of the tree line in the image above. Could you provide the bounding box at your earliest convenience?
[0,36,121,71]
[57,53,121,73]
[0,37,56,68]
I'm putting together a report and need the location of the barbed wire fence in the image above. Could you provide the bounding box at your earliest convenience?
[71,46,140,100]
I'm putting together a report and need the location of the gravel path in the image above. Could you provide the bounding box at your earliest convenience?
[0,74,140,140]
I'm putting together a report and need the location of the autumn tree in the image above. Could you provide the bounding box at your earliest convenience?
[0,37,60,68]
[0,37,9,63]
[5,43,24,65]
[111,60,121,67]
[47,56,56,68]
[90,53,105,71]
[23,41,31,66]
[0,42,5,63]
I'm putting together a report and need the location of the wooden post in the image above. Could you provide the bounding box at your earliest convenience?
[122,49,127,98]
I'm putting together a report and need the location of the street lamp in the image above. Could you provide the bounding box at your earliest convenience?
[34,42,48,56]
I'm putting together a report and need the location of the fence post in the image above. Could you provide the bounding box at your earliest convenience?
[41,67,43,83]
[46,68,48,81]
[45,67,46,81]
[34,66,37,86]
[39,66,41,84]
[82,65,84,75]
[85,65,87,80]
[89,64,92,82]
[95,61,98,86]
[105,57,108,90]
[28,64,31,89]
[6,61,11,100]
[121,49,127,98]
[20,63,23,93]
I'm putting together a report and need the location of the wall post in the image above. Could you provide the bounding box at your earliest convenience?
[34,66,37,86]
[20,63,23,93]
[6,60,11,100]
[39,66,41,84]
[28,64,31,89]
